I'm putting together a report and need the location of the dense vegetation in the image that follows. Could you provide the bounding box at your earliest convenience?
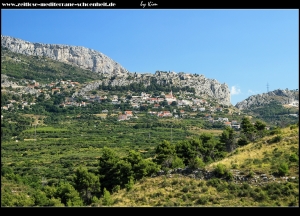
[243,101,299,127]
[1,48,298,206]
[2,108,298,206]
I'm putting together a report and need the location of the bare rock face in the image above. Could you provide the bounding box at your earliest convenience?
[1,35,129,77]
[235,89,299,110]
[1,35,232,106]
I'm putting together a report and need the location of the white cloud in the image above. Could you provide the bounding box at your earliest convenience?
[231,86,241,95]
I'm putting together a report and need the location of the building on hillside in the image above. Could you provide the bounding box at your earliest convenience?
[224,122,232,127]
[51,88,60,94]
[125,111,133,117]
[231,124,240,130]
[165,91,176,103]
[157,110,172,118]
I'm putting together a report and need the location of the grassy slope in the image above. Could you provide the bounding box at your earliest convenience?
[106,126,299,207]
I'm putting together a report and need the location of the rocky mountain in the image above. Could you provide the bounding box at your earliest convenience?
[1,35,129,77]
[235,89,299,110]
[1,35,231,106]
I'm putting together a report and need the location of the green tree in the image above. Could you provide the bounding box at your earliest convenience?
[73,166,100,204]
[125,150,143,167]
[254,120,267,138]
[254,120,267,131]
[188,157,205,169]
[133,159,160,180]
[55,182,83,206]
[114,160,132,188]
[241,117,257,141]
[220,126,236,152]
[199,133,223,162]
[241,117,255,133]
[98,147,120,192]
[175,139,202,165]
[33,190,50,206]
[237,134,249,146]
[154,140,176,168]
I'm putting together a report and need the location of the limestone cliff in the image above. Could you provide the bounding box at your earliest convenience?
[1,35,129,77]
[1,35,231,106]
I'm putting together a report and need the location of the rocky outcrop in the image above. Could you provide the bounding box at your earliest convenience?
[1,35,231,106]
[235,89,299,110]
[73,71,231,105]
[1,35,129,77]
[153,167,298,186]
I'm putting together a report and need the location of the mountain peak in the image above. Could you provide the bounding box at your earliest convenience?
[1,35,232,106]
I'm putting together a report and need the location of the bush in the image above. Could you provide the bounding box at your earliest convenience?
[268,135,282,144]
[216,182,228,192]
[214,163,233,180]
[231,163,238,169]
[188,157,205,169]
[182,186,190,193]
[125,176,134,192]
[277,162,289,176]
[247,170,255,178]
[214,164,226,176]
[101,188,113,206]
[195,195,209,205]
[171,156,185,169]
[289,153,298,163]
[201,186,208,193]
[252,189,268,201]
[270,127,282,135]
[112,185,120,193]
[207,178,221,188]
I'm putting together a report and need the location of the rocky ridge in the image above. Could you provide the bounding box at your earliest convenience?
[1,35,231,106]
[235,89,299,110]
[154,167,297,186]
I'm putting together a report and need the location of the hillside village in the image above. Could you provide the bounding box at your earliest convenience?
[1,77,245,129]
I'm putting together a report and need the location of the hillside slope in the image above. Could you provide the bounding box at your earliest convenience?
[104,126,299,207]
[235,89,299,110]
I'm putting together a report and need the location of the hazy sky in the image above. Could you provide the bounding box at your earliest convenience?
[1,9,298,105]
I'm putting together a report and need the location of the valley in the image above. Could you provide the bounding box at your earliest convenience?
[1,37,298,207]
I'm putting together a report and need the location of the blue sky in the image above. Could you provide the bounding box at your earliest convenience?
[1,9,298,105]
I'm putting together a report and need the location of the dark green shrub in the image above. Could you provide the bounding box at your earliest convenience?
[270,127,282,135]
[289,153,298,163]
[231,163,238,169]
[214,163,233,180]
[198,181,205,187]
[277,162,289,176]
[247,170,255,178]
[201,186,208,193]
[207,178,221,188]
[195,195,209,205]
[268,135,282,144]
[216,182,228,192]
[182,186,190,193]
[214,164,226,176]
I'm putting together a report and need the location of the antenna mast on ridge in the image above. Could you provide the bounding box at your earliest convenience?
[267,83,269,93]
